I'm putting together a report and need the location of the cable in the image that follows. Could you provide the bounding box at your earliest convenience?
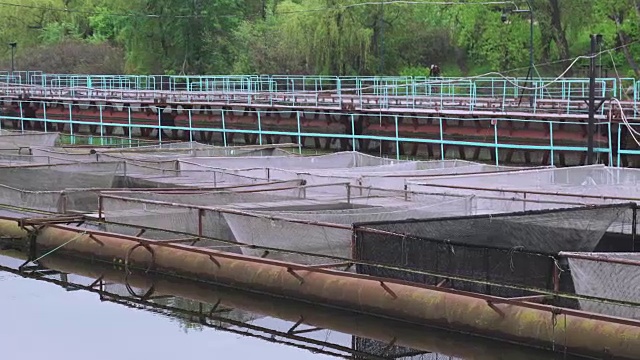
[280,0,521,14]
[603,47,640,149]
[0,0,521,19]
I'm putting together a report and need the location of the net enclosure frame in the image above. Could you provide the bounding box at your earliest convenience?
[352,203,640,306]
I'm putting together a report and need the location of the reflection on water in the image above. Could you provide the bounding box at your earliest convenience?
[0,251,585,360]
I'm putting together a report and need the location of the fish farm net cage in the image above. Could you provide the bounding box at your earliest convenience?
[353,203,639,307]
[407,164,640,201]
[0,130,60,152]
[561,252,640,320]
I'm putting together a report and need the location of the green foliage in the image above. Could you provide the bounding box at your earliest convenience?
[1,0,640,77]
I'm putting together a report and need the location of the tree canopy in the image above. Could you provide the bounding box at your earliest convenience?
[1,0,639,77]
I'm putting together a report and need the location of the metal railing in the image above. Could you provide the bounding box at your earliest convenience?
[0,83,634,117]
[0,102,625,166]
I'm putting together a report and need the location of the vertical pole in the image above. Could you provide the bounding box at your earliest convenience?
[98,196,103,220]
[127,106,132,143]
[69,104,73,138]
[350,114,356,151]
[608,122,613,166]
[198,209,204,237]
[632,205,637,252]
[296,110,302,154]
[257,110,263,145]
[394,115,400,160]
[552,258,560,292]
[528,1,533,79]
[378,0,385,74]
[439,117,444,160]
[10,43,16,76]
[221,109,227,147]
[18,101,24,133]
[617,123,622,168]
[493,121,499,166]
[99,105,104,146]
[157,108,162,144]
[587,34,600,165]
[42,102,47,133]
[550,122,554,167]
[188,109,193,143]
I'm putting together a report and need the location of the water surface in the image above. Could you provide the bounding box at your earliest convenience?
[0,253,585,360]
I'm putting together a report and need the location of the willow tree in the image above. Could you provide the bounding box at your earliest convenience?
[115,0,242,74]
[445,2,531,72]
[593,0,640,77]
[305,0,372,75]
[0,0,65,50]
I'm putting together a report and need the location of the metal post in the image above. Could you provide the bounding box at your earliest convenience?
[526,0,533,77]
[587,34,602,165]
[509,2,534,107]
[9,42,16,76]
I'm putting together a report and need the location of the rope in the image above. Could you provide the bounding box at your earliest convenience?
[30,231,86,263]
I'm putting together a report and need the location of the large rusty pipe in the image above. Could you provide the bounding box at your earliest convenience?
[3,252,561,360]
[2,219,640,359]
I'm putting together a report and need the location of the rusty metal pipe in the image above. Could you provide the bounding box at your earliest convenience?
[16,252,568,360]
[3,220,640,359]
[559,251,640,267]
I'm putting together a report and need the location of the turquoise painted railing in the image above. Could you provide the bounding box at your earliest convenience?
[0,104,623,166]
[3,72,637,98]
[1,73,639,118]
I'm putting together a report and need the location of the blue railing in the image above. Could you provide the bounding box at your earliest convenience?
[0,103,625,166]
[1,73,638,116]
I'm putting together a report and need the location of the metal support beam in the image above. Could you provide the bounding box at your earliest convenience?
[587,34,603,165]
[9,42,16,76]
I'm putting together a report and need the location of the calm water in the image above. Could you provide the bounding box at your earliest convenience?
[0,253,581,360]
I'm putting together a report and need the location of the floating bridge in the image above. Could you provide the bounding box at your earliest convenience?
[1,71,640,166]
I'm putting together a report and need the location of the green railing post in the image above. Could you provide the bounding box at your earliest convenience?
[99,105,104,146]
[493,120,499,166]
[127,106,132,143]
[68,103,74,143]
[549,122,554,167]
[608,121,613,166]
[617,123,622,168]
[42,101,47,133]
[221,108,227,147]
[18,101,24,132]
[188,109,194,143]
[350,113,356,151]
[394,115,400,160]
[257,110,263,145]
[157,108,162,144]
[439,117,445,160]
[296,110,302,154]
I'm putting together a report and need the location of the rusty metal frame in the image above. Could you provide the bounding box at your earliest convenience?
[408,182,640,203]
[5,205,640,314]
[558,252,640,267]
[20,220,640,329]
[8,208,640,314]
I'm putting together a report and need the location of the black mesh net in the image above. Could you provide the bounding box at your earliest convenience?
[354,231,555,298]
[352,337,430,359]
[353,204,636,301]
[354,204,635,254]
